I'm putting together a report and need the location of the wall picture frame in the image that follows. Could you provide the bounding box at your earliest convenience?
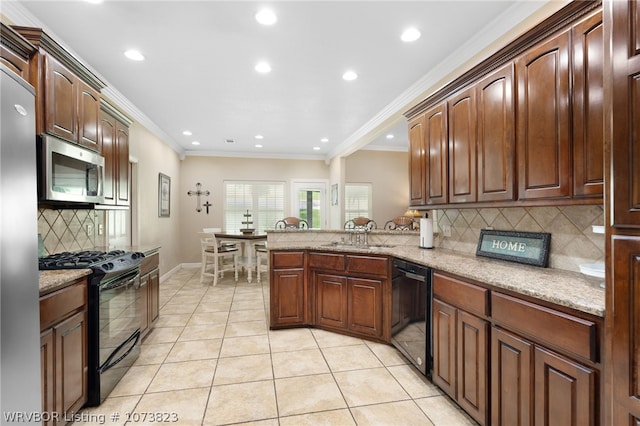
[476,229,551,267]
[158,173,171,217]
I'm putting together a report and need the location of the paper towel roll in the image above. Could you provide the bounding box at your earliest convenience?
[419,217,433,249]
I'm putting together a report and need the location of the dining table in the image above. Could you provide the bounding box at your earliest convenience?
[216,232,267,283]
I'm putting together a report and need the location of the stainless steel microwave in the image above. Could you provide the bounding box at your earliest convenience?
[37,134,105,204]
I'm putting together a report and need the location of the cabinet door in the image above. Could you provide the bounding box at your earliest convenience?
[476,63,515,202]
[316,273,348,330]
[533,346,595,426]
[0,45,30,80]
[347,277,383,338]
[115,122,130,206]
[448,87,477,203]
[45,55,78,143]
[609,236,640,424]
[432,298,456,398]
[457,310,488,426]
[99,110,116,204]
[54,310,87,418]
[609,0,640,227]
[139,274,150,337]
[78,81,100,152]
[270,268,306,326]
[425,103,448,205]
[572,11,604,198]
[148,269,160,326]
[41,329,55,426]
[408,113,426,206]
[491,326,533,426]
[516,29,571,200]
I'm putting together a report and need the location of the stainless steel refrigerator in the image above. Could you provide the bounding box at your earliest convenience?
[1,64,42,422]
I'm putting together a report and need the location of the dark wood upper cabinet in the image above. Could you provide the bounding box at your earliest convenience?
[476,63,515,202]
[609,0,640,227]
[448,87,477,203]
[99,102,131,206]
[573,10,604,198]
[0,24,36,81]
[78,81,101,152]
[12,26,105,152]
[425,103,448,205]
[408,113,426,206]
[605,1,640,424]
[45,55,78,143]
[516,29,572,200]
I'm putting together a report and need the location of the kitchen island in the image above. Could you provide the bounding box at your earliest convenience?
[268,229,605,426]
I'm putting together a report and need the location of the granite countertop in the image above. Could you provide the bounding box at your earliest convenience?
[39,269,92,295]
[267,241,605,317]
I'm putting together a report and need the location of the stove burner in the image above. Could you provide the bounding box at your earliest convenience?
[39,250,130,270]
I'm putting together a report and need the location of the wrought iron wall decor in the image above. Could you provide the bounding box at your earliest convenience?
[187,182,210,212]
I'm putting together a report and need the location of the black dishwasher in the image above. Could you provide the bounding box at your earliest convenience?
[391,258,432,377]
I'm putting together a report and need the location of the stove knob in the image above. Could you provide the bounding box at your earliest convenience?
[132,252,143,259]
[103,262,115,270]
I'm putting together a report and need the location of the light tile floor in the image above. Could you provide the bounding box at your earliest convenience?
[76,268,477,426]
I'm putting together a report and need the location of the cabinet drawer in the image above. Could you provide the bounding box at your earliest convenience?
[433,272,489,317]
[272,251,305,269]
[40,280,86,330]
[491,292,597,362]
[346,255,388,276]
[309,252,345,271]
[140,252,159,275]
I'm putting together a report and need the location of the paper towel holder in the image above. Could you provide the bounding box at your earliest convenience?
[419,212,434,249]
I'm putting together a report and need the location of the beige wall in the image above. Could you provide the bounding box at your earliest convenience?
[345,150,409,228]
[179,156,330,262]
[129,123,182,276]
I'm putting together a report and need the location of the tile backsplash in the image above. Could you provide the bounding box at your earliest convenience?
[434,205,604,272]
[38,208,105,255]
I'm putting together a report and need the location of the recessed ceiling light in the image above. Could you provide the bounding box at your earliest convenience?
[313,146,321,151]
[255,134,264,140]
[191,141,200,146]
[255,9,277,25]
[84,0,103,4]
[255,144,263,148]
[386,134,394,139]
[182,130,192,136]
[255,61,271,73]
[401,27,421,42]
[225,139,236,144]
[320,138,329,143]
[124,49,145,61]
[342,70,358,81]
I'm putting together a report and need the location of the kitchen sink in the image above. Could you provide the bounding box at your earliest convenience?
[323,242,395,250]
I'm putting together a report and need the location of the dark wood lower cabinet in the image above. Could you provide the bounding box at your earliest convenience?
[347,277,383,338]
[316,273,348,329]
[270,250,307,327]
[432,297,489,426]
[534,346,595,426]
[40,279,87,425]
[491,326,533,426]
[140,251,160,339]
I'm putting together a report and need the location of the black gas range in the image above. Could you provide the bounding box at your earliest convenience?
[39,249,145,406]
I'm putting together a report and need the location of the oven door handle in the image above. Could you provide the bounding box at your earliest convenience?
[100,269,140,291]
[99,330,141,373]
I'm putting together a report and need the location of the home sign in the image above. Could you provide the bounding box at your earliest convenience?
[476,229,551,267]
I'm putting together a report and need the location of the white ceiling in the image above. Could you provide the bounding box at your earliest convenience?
[4,1,559,161]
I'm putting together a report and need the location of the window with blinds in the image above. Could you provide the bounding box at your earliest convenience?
[344,183,372,220]
[224,181,285,233]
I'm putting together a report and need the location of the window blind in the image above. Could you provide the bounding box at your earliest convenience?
[224,181,285,232]
[344,183,372,221]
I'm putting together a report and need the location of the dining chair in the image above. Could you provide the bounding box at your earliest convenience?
[254,242,269,284]
[344,217,377,231]
[198,232,238,285]
[274,217,309,229]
